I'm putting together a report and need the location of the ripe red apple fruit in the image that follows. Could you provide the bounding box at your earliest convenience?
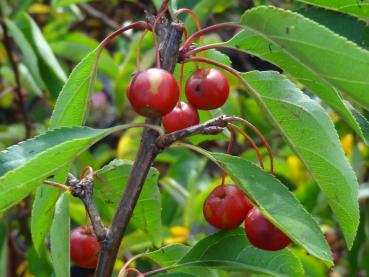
[185,68,229,110]
[203,184,253,229]
[127,68,179,117]
[162,101,199,132]
[244,207,291,251]
[70,226,100,269]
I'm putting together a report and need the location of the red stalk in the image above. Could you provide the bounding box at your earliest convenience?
[182,57,274,174]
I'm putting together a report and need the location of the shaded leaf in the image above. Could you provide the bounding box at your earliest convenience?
[17,13,66,98]
[298,0,369,19]
[31,168,69,254]
[94,159,162,247]
[240,71,359,248]
[178,229,304,276]
[220,6,369,145]
[0,124,132,212]
[50,193,70,277]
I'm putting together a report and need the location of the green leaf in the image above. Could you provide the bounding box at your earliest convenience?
[31,168,69,254]
[0,124,132,212]
[52,0,92,8]
[4,19,44,90]
[240,71,359,249]
[298,0,369,19]
[178,229,304,276]
[17,13,66,98]
[220,6,369,145]
[146,244,190,267]
[0,221,7,277]
[27,245,53,277]
[298,7,369,50]
[210,153,331,264]
[50,193,70,277]
[94,159,162,247]
[49,47,98,128]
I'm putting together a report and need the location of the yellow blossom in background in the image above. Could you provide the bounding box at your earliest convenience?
[164,226,189,245]
[340,134,353,157]
[287,155,309,186]
[28,3,50,14]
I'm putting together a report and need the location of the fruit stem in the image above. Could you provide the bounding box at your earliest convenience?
[220,126,235,187]
[125,268,144,276]
[179,63,185,101]
[181,57,274,174]
[228,123,265,170]
[180,23,243,52]
[118,252,148,277]
[183,44,240,59]
[176,8,205,60]
[235,119,274,175]
[136,29,148,71]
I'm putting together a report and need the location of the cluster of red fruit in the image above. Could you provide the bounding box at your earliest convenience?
[126,67,229,131]
[203,184,291,251]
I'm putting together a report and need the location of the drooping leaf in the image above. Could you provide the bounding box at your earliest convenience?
[298,0,369,19]
[49,47,98,128]
[0,124,136,212]
[219,6,369,145]
[240,71,359,248]
[32,33,103,253]
[177,229,303,276]
[31,168,69,254]
[50,193,70,277]
[17,13,67,98]
[94,159,162,247]
[210,153,331,264]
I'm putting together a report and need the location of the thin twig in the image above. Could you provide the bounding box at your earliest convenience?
[0,19,32,138]
[68,173,107,242]
[43,180,69,191]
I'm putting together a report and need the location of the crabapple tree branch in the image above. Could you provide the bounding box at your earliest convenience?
[94,13,184,277]
[156,115,243,148]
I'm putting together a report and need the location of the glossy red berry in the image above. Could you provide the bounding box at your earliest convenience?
[162,101,199,132]
[203,184,253,230]
[185,68,229,110]
[127,68,179,117]
[70,226,100,269]
[244,208,291,251]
